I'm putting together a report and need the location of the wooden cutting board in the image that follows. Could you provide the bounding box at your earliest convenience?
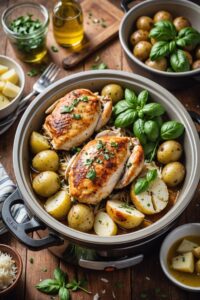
[62,0,124,69]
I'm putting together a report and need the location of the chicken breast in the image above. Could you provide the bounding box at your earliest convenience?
[43,89,101,150]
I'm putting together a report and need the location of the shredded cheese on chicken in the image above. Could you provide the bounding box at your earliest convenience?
[0,251,17,290]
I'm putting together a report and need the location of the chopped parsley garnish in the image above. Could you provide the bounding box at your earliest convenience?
[27,68,38,77]
[91,62,108,70]
[97,140,104,150]
[51,45,59,52]
[84,158,94,166]
[127,163,132,168]
[86,168,96,181]
[73,114,82,120]
[29,257,34,264]
[119,203,134,210]
[111,141,118,148]
[96,159,103,164]
[9,14,42,35]
[81,96,89,102]
[71,147,81,153]
[60,105,74,113]
[60,96,89,114]
[104,153,110,160]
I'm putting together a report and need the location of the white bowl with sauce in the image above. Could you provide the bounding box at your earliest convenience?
[160,223,200,292]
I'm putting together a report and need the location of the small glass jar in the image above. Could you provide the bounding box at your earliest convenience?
[1,3,49,63]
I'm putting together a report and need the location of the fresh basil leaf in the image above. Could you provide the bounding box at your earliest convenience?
[170,49,190,72]
[146,169,157,183]
[113,100,134,115]
[36,279,60,294]
[144,142,156,157]
[150,41,170,61]
[161,121,184,140]
[134,178,149,195]
[144,120,160,142]
[149,20,177,41]
[54,268,67,285]
[133,119,147,145]
[168,40,176,53]
[177,27,200,48]
[137,90,148,107]
[59,287,70,300]
[141,103,165,118]
[125,88,137,106]
[152,116,163,128]
[114,109,137,128]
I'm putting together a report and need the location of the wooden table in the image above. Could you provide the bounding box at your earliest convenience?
[0,1,200,299]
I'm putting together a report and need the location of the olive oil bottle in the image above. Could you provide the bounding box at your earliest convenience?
[53,0,84,47]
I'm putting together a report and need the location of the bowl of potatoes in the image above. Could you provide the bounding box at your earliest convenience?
[119,0,200,89]
[0,55,25,119]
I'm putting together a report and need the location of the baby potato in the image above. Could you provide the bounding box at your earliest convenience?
[173,16,191,32]
[32,150,59,172]
[1,68,19,85]
[157,140,183,164]
[153,11,173,23]
[44,190,71,220]
[195,46,200,60]
[136,16,153,31]
[130,29,149,46]
[150,37,157,45]
[101,84,124,104]
[0,81,5,92]
[0,64,8,75]
[2,81,20,98]
[145,57,167,71]
[32,171,60,197]
[67,204,94,232]
[94,211,117,237]
[0,94,10,109]
[192,60,200,70]
[30,131,50,154]
[162,162,185,187]
[184,51,193,65]
[106,200,144,229]
[133,41,152,61]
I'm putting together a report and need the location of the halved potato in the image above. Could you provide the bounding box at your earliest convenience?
[0,93,10,109]
[94,211,117,237]
[44,190,71,220]
[106,200,144,229]
[177,239,199,254]
[130,177,169,215]
[195,259,200,274]
[171,252,194,273]
[32,171,60,197]
[68,204,94,232]
[0,64,8,75]
[32,150,59,172]
[1,68,19,84]
[0,81,5,91]
[30,131,50,154]
[2,81,20,98]
[193,246,200,259]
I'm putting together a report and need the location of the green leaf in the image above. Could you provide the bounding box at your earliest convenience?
[91,62,108,70]
[152,116,163,128]
[141,103,165,118]
[161,121,184,140]
[133,119,147,145]
[146,169,157,183]
[114,109,137,128]
[170,50,190,72]
[86,168,96,180]
[113,100,134,115]
[134,178,149,195]
[54,268,67,286]
[58,287,70,300]
[150,41,170,61]
[168,40,176,53]
[124,88,137,106]
[144,120,160,142]
[36,279,60,294]
[144,142,156,157]
[137,90,148,107]
[149,20,177,41]
[177,27,200,48]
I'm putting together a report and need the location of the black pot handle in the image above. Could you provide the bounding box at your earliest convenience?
[121,0,134,12]
[2,189,64,251]
[188,111,200,137]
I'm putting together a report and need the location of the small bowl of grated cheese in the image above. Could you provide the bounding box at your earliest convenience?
[0,244,22,295]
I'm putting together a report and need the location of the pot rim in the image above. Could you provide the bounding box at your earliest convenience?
[13,70,200,246]
[119,0,200,77]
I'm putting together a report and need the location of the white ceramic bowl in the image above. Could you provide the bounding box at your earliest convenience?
[0,55,25,120]
[160,223,200,292]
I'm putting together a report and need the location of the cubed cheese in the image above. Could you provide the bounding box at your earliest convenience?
[2,81,20,98]
[177,239,198,254]
[0,94,10,109]
[1,68,19,85]
[172,252,194,273]
[0,64,8,75]
[193,246,200,259]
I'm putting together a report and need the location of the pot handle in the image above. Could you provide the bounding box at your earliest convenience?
[121,0,137,12]
[79,254,144,270]
[2,189,64,251]
[188,111,200,137]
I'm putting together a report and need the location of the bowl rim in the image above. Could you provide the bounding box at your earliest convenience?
[119,0,200,76]
[0,244,22,295]
[0,55,25,112]
[159,223,200,292]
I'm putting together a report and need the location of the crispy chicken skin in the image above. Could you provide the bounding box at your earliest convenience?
[69,136,144,205]
[43,89,112,150]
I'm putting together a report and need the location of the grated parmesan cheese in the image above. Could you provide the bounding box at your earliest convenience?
[0,251,17,290]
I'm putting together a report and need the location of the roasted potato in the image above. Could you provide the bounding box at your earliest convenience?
[157,140,183,164]
[32,150,59,172]
[2,81,20,98]
[30,131,50,154]
[67,204,94,232]
[94,211,117,237]
[153,11,173,23]
[162,162,185,187]
[0,64,8,75]
[136,16,153,31]
[196,260,200,274]
[133,41,152,61]
[106,200,144,229]
[145,57,167,71]
[101,84,124,104]
[192,60,200,70]
[184,51,193,65]
[130,29,149,46]
[1,68,19,85]
[195,46,200,60]
[177,239,199,254]
[172,252,194,273]
[32,171,60,197]
[193,247,200,259]
[173,16,191,32]
[44,190,71,220]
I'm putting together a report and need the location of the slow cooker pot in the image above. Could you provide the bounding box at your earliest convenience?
[2,70,200,270]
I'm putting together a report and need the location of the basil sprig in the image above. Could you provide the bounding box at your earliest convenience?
[134,169,158,195]
[149,20,177,41]
[170,50,190,72]
[177,27,200,48]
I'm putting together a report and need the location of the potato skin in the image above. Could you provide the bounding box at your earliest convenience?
[67,204,94,232]
[30,131,50,154]
[195,46,200,60]
[145,57,167,71]
[157,140,183,164]
[32,171,61,197]
[173,16,191,32]
[184,51,193,65]
[101,84,124,104]
[162,162,185,187]
[153,11,173,23]
[136,16,153,31]
[134,41,152,61]
[44,190,71,220]
[32,150,59,172]
[130,29,149,46]
[192,60,200,70]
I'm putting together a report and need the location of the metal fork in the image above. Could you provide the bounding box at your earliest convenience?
[0,63,60,135]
